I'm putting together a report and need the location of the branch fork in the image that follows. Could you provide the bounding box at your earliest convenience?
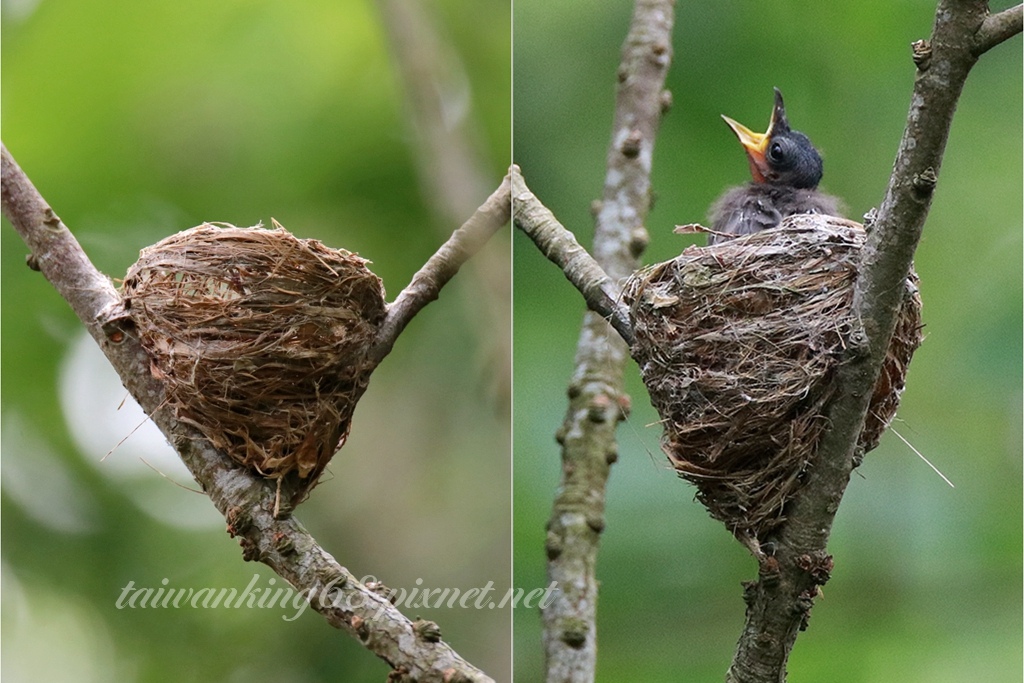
[1,143,509,683]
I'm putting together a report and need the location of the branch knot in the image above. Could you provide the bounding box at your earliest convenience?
[912,166,938,198]
[911,39,932,69]
[42,206,61,229]
[620,129,643,158]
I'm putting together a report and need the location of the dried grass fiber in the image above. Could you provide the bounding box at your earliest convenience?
[121,222,386,503]
[624,215,922,536]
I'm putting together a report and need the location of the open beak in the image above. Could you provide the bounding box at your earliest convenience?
[722,88,788,184]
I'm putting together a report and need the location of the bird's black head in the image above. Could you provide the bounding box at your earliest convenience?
[721,88,824,190]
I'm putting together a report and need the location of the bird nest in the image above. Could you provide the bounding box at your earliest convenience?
[121,222,387,506]
[623,214,922,538]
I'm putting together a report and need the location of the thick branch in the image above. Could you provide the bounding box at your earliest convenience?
[974,4,1023,54]
[726,2,1016,681]
[1,143,492,683]
[511,168,633,345]
[536,2,674,681]
[368,172,511,365]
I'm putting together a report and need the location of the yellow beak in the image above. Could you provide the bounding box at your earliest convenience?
[722,114,772,183]
[722,90,786,184]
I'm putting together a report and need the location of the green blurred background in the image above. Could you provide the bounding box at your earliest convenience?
[513,2,1021,682]
[4,1,1022,681]
[2,1,510,681]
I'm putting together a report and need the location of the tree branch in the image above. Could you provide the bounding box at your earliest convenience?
[726,2,1018,680]
[974,3,1023,54]
[1,142,493,683]
[511,167,634,345]
[374,0,513,406]
[532,2,673,681]
[368,172,511,365]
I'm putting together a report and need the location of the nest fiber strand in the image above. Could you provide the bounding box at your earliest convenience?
[624,215,921,537]
[122,222,386,503]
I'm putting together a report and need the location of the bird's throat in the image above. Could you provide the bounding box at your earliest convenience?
[746,154,769,184]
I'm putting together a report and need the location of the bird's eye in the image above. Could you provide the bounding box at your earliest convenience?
[768,141,785,162]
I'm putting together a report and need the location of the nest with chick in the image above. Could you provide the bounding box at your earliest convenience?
[623,214,922,538]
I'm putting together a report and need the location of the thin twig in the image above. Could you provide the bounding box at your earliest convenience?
[368,172,511,365]
[511,167,634,345]
[374,0,512,405]
[725,2,1019,680]
[531,2,674,681]
[1,142,493,683]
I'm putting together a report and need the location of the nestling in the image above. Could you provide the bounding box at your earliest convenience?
[708,88,842,245]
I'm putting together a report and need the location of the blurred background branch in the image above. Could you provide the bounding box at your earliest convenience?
[523,1,674,681]
[376,0,512,407]
[375,0,495,223]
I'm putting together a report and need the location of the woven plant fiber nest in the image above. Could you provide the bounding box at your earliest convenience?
[623,214,922,538]
[121,222,387,505]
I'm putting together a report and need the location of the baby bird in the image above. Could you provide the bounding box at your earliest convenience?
[708,88,842,245]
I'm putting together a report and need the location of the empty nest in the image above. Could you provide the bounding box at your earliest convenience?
[121,222,387,505]
[623,214,922,538]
